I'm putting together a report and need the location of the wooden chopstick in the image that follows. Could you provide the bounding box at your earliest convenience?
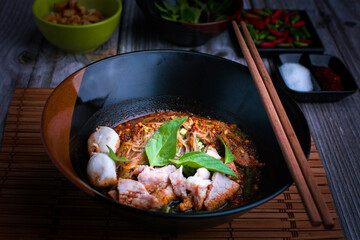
[236,21,334,229]
[231,20,326,227]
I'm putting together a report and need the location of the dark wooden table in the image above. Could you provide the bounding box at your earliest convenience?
[1,0,359,239]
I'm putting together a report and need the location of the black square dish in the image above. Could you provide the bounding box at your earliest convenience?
[273,54,358,102]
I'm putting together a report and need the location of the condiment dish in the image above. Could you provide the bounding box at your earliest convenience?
[274,53,358,102]
[32,0,122,53]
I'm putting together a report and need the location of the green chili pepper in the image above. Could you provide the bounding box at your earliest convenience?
[290,14,301,24]
[294,41,309,47]
[263,8,273,15]
[301,26,311,38]
[254,9,270,17]
[246,24,257,40]
[279,24,291,32]
[266,24,276,30]
[295,28,306,38]
[259,31,269,40]
[266,35,277,41]
[290,28,305,40]
[276,43,294,48]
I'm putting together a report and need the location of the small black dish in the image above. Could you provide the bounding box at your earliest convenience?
[273,53,358,102]
[241,10,324,56]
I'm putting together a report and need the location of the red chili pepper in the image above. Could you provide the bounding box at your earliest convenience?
[292,21,306,28]
[270,9,282,19]
[273,38,286,44]
[269,29,285,37]
[264,16,270,25]
[283,29,289,38]
[259,41,276,48]
[249,19,266,30]
[283,13,290,24]
[286,36,294,44]
[287,10,299,17]
[245,13,261,20]
[270,17,278,24]
[299,38,313,44]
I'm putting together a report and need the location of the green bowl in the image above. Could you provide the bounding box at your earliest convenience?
[32,0,122,53]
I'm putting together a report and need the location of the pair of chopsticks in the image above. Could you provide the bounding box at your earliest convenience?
[231,21,334,228]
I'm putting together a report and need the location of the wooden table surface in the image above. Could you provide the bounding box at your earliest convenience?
[0,0,359,239]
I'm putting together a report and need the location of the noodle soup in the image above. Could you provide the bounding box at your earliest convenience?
[86,112,263,212]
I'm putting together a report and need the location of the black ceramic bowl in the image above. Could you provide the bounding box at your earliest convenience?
[41,50,310,232]
[136,0,243,46]
[274,53,358,102]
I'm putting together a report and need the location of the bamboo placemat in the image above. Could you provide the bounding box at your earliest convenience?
[0,88,343,239]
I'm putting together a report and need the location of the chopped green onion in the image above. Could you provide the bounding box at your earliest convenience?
[180,128,187,135]
[197,138,204,148]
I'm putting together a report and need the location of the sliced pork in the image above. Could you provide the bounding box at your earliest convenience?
[117,178,159,209]
[135,165,176,193]
[169,166,187,198]
[204,172,240,211]
[186,168,211,211]
[152,185,176,206]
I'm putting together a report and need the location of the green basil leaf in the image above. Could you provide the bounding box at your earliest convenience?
[180,6,202,23]
[154,1,168,13]
[163,1,179,14]
[106,145,129,162]
[161,12,179,22]
[217,136,234,164]
[146,117,188,167]
[170,152,238,179]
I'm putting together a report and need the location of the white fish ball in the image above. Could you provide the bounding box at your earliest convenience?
[88,126,120,155]
[87,153,117,187]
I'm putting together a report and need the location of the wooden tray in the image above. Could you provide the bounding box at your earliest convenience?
[0,88,343,239]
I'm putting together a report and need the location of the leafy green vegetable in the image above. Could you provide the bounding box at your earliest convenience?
[106,145,128,162]
[180,5,202,23]
[182,165,196,177]
[170,151,238,179]
[154,1,168,13]
[145,117,187,167]
[217,136,234,164]
[244,167,257,198]
[154,0,232,24]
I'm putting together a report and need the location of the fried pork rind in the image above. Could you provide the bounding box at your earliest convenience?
[45,0,104,25]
